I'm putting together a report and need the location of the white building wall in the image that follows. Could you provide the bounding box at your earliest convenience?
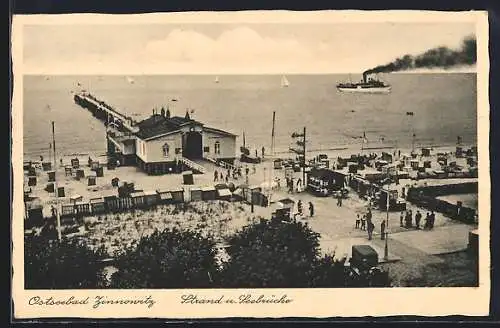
[144,133,183,163]
[202,130,236,160]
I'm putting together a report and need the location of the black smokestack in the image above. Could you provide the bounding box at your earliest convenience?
[363,35,476,77]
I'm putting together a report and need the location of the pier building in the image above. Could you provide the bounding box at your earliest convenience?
[74,92,237,175]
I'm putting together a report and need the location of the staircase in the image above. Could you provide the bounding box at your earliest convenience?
[178,157,206,174]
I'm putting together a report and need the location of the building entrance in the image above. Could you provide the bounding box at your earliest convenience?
[182,131,203,159]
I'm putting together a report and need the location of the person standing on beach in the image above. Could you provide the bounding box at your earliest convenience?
[430,211,436,229]
[309,202,314,217]
[214,170,219,182]
[245,166,249,177]
[424,212,431,229]
[400,211,404,227]
[262,146,265,158]
[355,214,360,229]
[415,210,422,229]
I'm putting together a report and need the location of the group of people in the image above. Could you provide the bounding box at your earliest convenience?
[296,200,314,218]
[286,177,303,193]
[354,208,387,241]
[213,165,256,184]
[400,209,435,230]
[354,208,383,240]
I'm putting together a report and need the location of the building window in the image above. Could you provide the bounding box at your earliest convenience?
[204,146,210,153]
[162,143,170,157]
[214,141,221,155]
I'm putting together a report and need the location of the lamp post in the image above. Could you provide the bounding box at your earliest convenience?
[383,169,390,261]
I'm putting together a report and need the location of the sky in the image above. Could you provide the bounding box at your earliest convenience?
[22,21,476,74]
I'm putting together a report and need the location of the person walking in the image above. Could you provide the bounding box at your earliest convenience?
[400,211,404,227]
[355,214,361,229]
[245,165,250,177]
[380,219,386,240]
[214,170,219,182]
[430,211,436,229]
[309,202,314,217]
[261,146,265,158]
[337,194,343,207]
[361,215,367,231]
[367,221,375,240]
[424,212,431,229]
[297,200,303,216]
[415,210,422,229]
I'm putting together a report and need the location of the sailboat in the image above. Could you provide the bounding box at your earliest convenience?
[240,131,261,164]
[126,76,135,84]
[214,76,220,84]
[281,75,289,88]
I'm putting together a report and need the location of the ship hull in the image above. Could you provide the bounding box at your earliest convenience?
[337,86,391,94]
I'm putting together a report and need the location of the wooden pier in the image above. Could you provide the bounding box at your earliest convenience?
[73,92,139,134]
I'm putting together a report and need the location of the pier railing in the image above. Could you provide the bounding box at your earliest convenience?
[204,156,240,172]
[179,157,206,174]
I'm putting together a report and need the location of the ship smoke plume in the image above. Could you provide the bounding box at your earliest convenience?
[363,35,476,78]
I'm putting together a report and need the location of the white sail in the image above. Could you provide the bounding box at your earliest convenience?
[214,76,220,83]
[281,75,289,87]
[126,76,135,84]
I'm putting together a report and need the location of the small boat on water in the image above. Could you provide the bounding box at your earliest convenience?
[214,76,220,84]
[281,75,290,88]
[126,76,135,84]
[337,73,391,94]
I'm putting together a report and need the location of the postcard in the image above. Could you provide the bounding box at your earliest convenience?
[11,10,490,319]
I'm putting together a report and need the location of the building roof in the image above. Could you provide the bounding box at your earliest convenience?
[135,113,236,140]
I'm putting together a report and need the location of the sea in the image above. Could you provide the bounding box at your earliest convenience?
[22,74,477,161]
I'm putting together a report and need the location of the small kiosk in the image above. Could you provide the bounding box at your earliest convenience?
[144,190,159,207]
[201,186,217,201]
[190,187,203,202]
[170,187,184,203]
[156,189,173,204]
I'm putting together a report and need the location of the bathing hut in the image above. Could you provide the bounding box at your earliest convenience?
[71,158,80,169]
[88,175,97,186]
[156,189,173,204]
[57,186,65,197]
[144,190,159,207]
[170,187,184,203]
[27,176,37,186]
[25,203,43,228]
[190,187,203,202]
[421,147,431,157]
[47,171,56,182]
[201,186,217,201]
[90,197,106,214]
[42,162,52,171]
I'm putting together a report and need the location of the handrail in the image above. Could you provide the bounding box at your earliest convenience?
[204,156,240,172]
[179,157,206,174]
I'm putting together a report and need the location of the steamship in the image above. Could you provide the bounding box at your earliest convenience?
[337,73,391,94]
